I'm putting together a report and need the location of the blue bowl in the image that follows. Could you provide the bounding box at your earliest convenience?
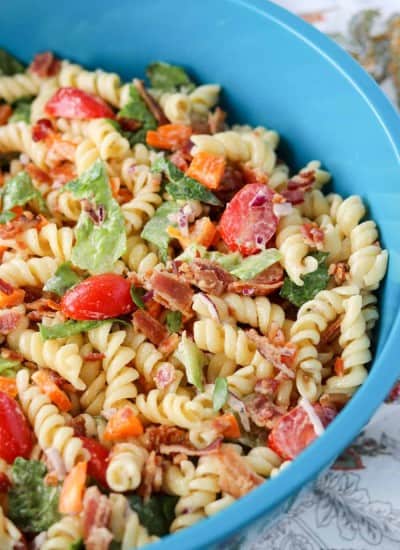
[2,1,400,548]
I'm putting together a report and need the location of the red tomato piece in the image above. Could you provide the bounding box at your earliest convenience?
[219,183,278,256]
[61,273,135,320]
[268,404,336,460]
[44,87,115,120]
[80,436,109,488]
[0,392,33,464]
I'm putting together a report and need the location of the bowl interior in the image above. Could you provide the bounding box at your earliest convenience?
[1,0,400,548]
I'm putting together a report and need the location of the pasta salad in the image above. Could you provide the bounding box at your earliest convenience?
[0,50,388,549]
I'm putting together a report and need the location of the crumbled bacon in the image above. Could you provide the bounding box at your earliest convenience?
[0,104,12,126]
[150,271,194,315]
[158,333,179,356]
[0,213,47,239]
[245,393,285,428]
[216,446,263,498]
[0,348,23,361]
[319,316,342,346]
[46,137,76,167]
[178,259,235,296]
[26,297,60,311]
[247,329,297,376]
[300,222,324,249]
[329,261,349,285]
[281,169,316,205]
[0,279,15,296]
[334,356,345,377]
[170,147,193,172]
[0,311,22,334]
[83,352,105,362]
[133,309,168,345]
[160,438,222,456]
[139,451,163,500]
[241,166,268,185]
[133,79,168,125]
[228,263,284,296]
[25,163,52,184]
[29,52,61,77]
[319,392,349,410]
[141,425,190,452]
[215,164,245,203]
[116,116,142,132]
[49,162,76,184]
[254,377,279,398]
[69,415,87,437]
[154,363,176,389]
[208,107,226,134]
[32,118,54,142]
[82,486,112,540]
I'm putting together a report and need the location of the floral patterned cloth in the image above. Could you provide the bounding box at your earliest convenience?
[241,2,400,549]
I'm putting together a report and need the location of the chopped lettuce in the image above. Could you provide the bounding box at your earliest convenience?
[39,320,108,340]
[69,540,84,550]
[146,61,195,93]
[43,262,83,296]
[1,171,47,218]
[9,98,32,123]
[0,49,25,76]
[8,458,60,533]
[280,251,330,307]
[128,494,179,537]
[141,201,179,262]
[229,249,281,280]
[0,356,21,377]
[130,286,145,309]
[175,332,206,391]
[65,160,126,273]
[213,377,228,412]
[152,157,222,206]
[166,311,182,333]
[118,86,157,145]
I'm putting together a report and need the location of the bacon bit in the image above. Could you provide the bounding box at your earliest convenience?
[32,369,72,412]
[44,471,59,486]
[133,309,168,345]
[319,316,342,347]
[29,52,61,77]
[82,486,112,540]
[170,148,193,172]
[216,446,263,498]
[83,352,105,362]
[216,163,245,203]
[329,262,349,285]
[208,107,226,134]
[0,311,22,334]
[26,297,60,311]
[228,263,284,297]
[0,213,47,239]
[109,176,120,199]
[0,348,23,361]
[212,413,241,439]
[300,222,324,249]
[281,170,316,205]
[154,363,176,390]
[160,438,223,456]
[32,118,54,142]
[150,271,194,316]
[25,163,52,184]
[158,333,179,356]
[245,393,285,428]
[116,116,142,132]
[49,162,76,184]
[141,425,190,452]
[145,298,162,320]
[133,78,168,125]
[254,378,279,398]
[178,259,235,296]
[138,451,163,500]
[0,279,15,296]
[46,136,76,167]
[0,472,10,492]
[334,357,345,377]
[0,104,12,126]
[241,166,268,185]
[247,329,297,376]
[320,392,350,410]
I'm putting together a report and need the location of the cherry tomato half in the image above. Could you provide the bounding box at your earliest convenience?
[45,87,115,120]
[219,183,278,256]
[61,273,135,320]
[0,391,33,464]
[80,436,109,488]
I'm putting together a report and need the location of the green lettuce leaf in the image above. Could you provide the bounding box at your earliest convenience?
[141,201,179,262]
[64,160,126,273]
[1,171,47,215]
[213,377,228,412]
[0,356,21,377]
[0,49,25,76]
[146,61,195,92]
[118,86,157,145]
[229,249,281,280]
[175,332,206,391]
[69,541,84,550]
[152,157,222,206]
[130,286,145,309]
[280,251,330,307]
[43,262,83,296]
[39,320,108,340]
[128,494,179,537]
[166,311,182,333]
[9,98,32,123]
[8,458,60,533]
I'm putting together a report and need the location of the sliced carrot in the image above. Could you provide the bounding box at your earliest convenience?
[146,123,192,150]
[190,217,217,248]
[109,176,121,199]
[0,288,25,309]
[32,369,72,412]
[334,357,345,377]
[186,151,226,190]
[104,406,144,441]
[59,461,87,514]
[0,105,12,126]
[213,413,241,439]
[0,377,17,398]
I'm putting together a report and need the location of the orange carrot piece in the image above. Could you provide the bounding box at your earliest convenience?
[213,413,241,439]
[59,461,87,514]
[0,377,17,398]
[32,369,72,412]
[146,123,192,150]
[186,151,226,190]
[334,357,345,377]
[0,288,25,309]
[190,217,217,248]
[104,406,144,441]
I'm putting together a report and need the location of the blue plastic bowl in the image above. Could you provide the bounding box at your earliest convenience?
[2,1,400,548]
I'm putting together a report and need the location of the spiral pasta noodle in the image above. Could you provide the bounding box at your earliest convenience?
[0,71,42,103]
[42,516,82,550]
[110,493,159,548]
[0,121,47,168]
[106,443,148,492]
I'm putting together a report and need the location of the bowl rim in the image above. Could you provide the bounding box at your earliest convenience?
[149,1,400,548]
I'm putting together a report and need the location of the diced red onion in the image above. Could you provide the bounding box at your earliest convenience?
[197,293,219,320]
[227,392,251,432]
[299,397,325,436]
[249,189,269,208]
